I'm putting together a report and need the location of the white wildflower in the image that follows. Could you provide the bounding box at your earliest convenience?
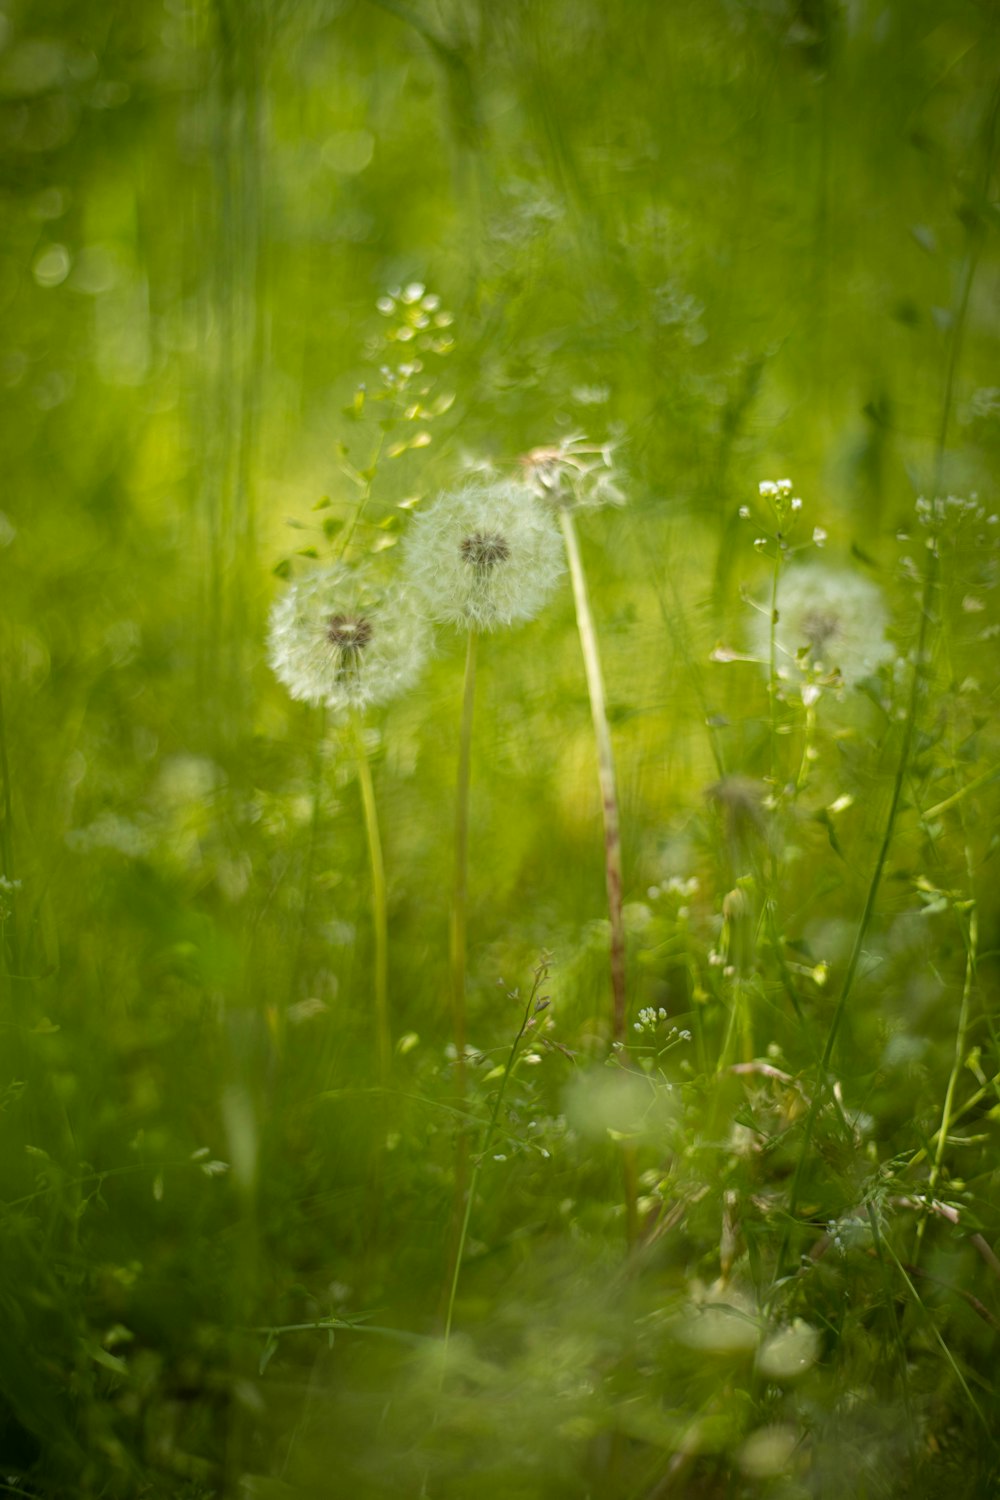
[403,480,563,632]
[754,565,894,686]
[268,562,430,714]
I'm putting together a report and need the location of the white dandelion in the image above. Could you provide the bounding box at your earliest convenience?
[403,479,564,632]
[755,565,894,687]
[267,562,430,714]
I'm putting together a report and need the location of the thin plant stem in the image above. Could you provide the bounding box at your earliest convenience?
[768,543,782,792]
[0,673,14,886]
[778,547,937,1271]
[441,630,478,1310]
[775,80,998,1277]
[350,709,390,1091]
[0,674,21,972]
[442,958,550,1350]
[924,763,1000,821]
[282,706,328,1059]
[559,510,626,1042]
[339,430,385,561]
[451,628,478,1096]
[794,700,817,795]
[916,887,976,1258]
[559,508,637,1246]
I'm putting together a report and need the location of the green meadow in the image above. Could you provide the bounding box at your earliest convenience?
[2,2,999,1494]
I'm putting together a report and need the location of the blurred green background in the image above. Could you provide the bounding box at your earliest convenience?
[2,1,999,1495]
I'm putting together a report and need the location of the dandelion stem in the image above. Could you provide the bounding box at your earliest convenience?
[351,710,390,1091]
[559,510,626,1043]
[559,509,637,1247]
[768,543,782,792]
[442,630,478,1307]
[284,706,327,1050]
[451,628,477,1096]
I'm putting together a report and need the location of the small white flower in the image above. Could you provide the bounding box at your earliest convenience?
[268,562,430,714]
[754,565,894,686]
[403,480,563,632]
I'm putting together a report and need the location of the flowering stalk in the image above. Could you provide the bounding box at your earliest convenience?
[558,509,637,1245]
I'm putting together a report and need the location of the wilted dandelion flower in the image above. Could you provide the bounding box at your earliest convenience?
[754,565,894,687]
[268,562,430,713]
[404,480,563,631]
[519,434,625,510]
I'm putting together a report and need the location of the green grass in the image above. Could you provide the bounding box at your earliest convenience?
[1,1,1000,1495]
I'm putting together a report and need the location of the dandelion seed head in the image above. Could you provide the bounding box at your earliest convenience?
[754,565,893,687]
[460,530,511,571]
[404,479,563,631]
[326,613,374,655]
[268,562,430,714]
[519,434,625,510]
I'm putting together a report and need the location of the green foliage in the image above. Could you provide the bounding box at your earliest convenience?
[1,1,999,1495]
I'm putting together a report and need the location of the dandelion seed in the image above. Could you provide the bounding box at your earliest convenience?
[268,562,430,713]
[753,565,894,687]
[404,480,563,631]
[519,435,625,510]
